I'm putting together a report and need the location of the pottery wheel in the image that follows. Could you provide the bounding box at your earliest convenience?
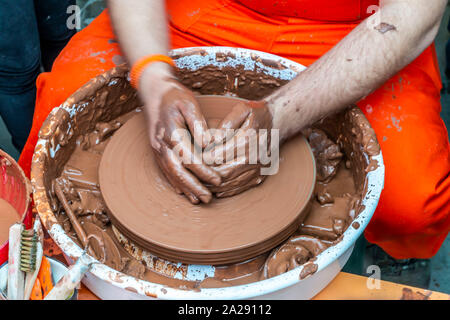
[99,95,316,265]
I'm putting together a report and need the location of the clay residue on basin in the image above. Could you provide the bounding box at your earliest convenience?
[31,57,381,291]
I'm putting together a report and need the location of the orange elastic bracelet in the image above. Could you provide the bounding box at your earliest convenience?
[129,54,175,89]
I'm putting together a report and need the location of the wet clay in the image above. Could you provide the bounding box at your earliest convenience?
[400,288,430,300]
[99,95,316,265]
[33,60,380,291]
[52,110,359,287]
[0,198,20,244]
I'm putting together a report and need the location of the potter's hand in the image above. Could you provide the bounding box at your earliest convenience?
[204,100,277,198]
[140,63,221,204]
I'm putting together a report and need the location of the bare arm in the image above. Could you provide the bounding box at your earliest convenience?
[267,0,447,140]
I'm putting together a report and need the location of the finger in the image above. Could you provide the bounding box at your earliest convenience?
[177,98,211,148]
[170,138,221,186]
[185,163,222,186]
[160,141,213,203]
[156,153,201,203]
[207,169,259,193]
[184,192,199,205]
[215,175,267,198]
[213,156,259,180]
[203,129,252,165]
[159,107,187,148]
[159,112,221,186]
[146,106,163,151]
[161,166,200,204]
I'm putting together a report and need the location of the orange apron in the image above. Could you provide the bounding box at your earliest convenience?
[19,0,450,259]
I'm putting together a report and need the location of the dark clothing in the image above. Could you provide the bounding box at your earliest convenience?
[0,0,75,150]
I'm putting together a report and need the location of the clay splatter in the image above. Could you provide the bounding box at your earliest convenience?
[391,116,402,132]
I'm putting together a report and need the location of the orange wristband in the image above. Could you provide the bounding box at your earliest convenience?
[129,54,175,89]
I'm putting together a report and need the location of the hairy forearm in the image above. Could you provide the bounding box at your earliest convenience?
[107,0,169,66]
[266,0,447,140]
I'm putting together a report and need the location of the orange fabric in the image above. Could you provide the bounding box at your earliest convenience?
[19,0,450,259]
[236,0,379,21]
[129,54,175,89]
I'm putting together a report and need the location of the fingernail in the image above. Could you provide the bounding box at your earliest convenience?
[199,194,212,203]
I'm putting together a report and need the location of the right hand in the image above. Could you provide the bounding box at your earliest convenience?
[138,63,221,204]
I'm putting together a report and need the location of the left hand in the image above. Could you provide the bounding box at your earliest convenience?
[203,100,277,198]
